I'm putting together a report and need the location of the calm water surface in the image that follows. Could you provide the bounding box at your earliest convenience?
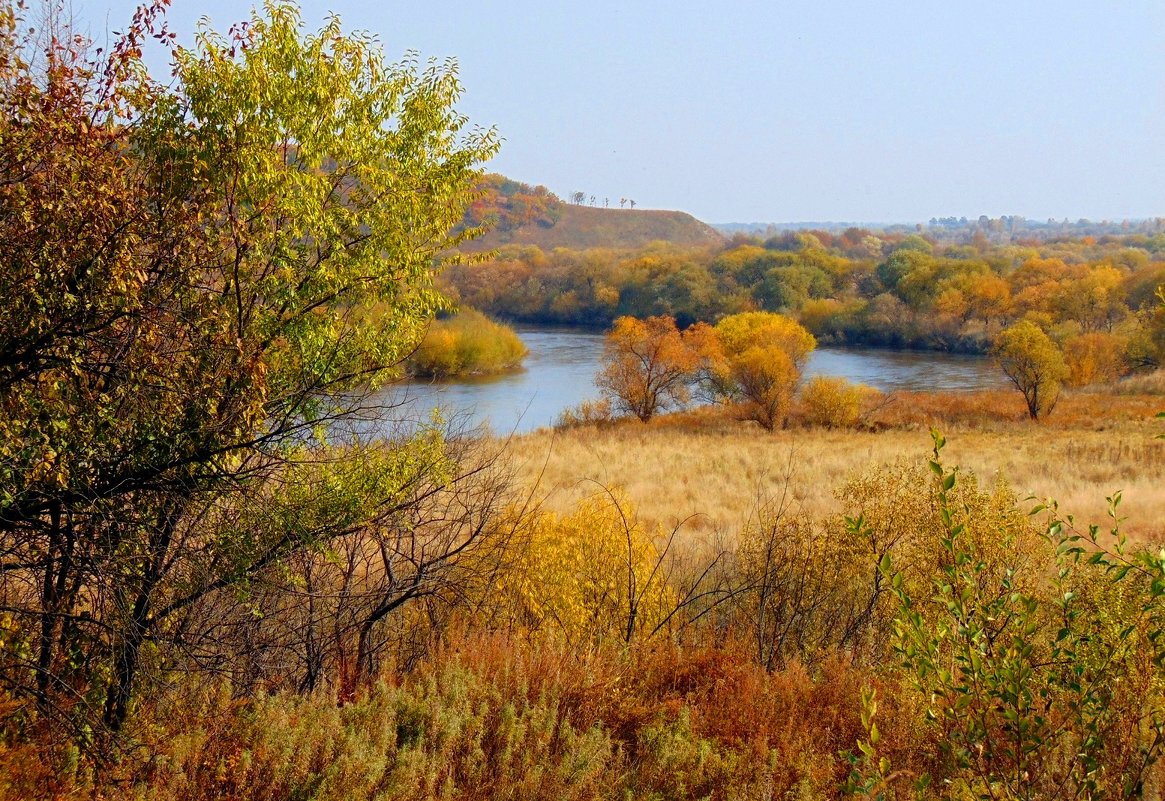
[382,327,1006,434]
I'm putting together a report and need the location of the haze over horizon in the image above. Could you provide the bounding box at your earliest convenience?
[93,0,1165,224]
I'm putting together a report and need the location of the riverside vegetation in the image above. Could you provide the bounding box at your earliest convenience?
[4,2,1165,800]
[407,309,528,378]
[443,206,1165,365]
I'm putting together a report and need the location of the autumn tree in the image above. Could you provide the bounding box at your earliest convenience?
[597,315,700,421]
[0,0,499,741]
[993,320,1069,419]
[962,272,1012,331]
[1053,265,1128,332]
[709,312,816,430]
[1062,331,1128,386]
[1147,286,1165,365]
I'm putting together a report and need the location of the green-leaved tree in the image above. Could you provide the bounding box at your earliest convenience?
[0,0,499,742]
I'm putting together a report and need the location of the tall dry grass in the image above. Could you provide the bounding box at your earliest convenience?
[511,389,1165,541]
[1102,368,1165,396]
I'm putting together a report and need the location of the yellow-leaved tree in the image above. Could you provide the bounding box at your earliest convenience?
[1062,331,1128,386]
[993,320,1069,419]
[710,312,816,430]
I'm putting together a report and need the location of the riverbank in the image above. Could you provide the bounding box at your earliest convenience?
[509,388,1165,541]
[386,327,1007,434]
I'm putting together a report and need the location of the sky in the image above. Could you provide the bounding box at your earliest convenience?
[89,0,1165,224]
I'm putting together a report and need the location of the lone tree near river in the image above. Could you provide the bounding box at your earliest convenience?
[993,320,1070,419]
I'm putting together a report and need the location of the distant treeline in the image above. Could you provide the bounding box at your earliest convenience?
[444,229,1165,358]
[719,215,1165,244]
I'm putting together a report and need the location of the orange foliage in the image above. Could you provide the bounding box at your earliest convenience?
[1063,331,1129,386]
[596,315,701,421]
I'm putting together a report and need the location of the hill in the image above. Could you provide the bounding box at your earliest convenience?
[466,204,724,251]
[460,174,724,251]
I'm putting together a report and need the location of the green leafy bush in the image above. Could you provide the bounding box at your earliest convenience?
[856,432,1165,799]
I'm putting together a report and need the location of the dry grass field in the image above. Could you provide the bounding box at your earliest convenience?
[506,388,1165,542]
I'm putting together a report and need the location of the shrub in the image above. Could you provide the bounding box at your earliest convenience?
[835,454,1051,665]
[874,434,1165,800]
[799,375,879,428]
[554,397,614,429]
[500,494,675,645]
[409,308,528,378]
[733,506,866,670]
[123,658,617,801]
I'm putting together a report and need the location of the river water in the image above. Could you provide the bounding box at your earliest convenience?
[382,327,1007,434]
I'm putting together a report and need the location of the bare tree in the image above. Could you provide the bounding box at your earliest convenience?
[582,482,737,646]
[165,428,532,700]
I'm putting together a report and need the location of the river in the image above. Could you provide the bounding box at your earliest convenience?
[382,327,1007,434]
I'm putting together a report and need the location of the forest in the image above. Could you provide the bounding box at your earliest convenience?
[443,227,1165,364]
[3,2,1165,800]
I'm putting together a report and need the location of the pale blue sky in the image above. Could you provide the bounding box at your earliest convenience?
[91,0,1165,223]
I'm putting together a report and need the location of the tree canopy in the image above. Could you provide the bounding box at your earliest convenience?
[0,0,499,738]
[596,315,701,421]
[993,320,1070,419]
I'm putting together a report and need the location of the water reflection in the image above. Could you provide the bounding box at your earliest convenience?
[376,328,1007,434]
[805,346,1007,393]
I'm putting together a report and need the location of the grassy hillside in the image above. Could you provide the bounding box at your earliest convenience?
[463,202,725,251]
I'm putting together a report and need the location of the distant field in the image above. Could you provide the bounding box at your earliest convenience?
[509,389,1165,542]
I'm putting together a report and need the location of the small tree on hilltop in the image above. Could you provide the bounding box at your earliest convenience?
[994,320,1069,420]
[597,315,700,421]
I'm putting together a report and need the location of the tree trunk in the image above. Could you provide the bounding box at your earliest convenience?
[102,503,181,732]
